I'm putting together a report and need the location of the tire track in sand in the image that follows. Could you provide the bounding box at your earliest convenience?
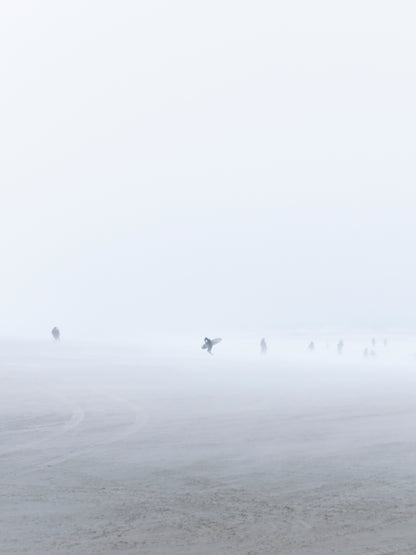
[0,386,85,458]
[24,393,149,472]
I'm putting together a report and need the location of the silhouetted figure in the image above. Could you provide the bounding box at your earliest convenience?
[203,337,212,353]
[51,327,60,341]
[308,341,315,351]
[337,339,344,355]
[260,338,267,354]
[371,337,376,348]
[201,337,222,355]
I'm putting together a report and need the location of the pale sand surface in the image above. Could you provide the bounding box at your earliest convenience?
[1,339,416,554]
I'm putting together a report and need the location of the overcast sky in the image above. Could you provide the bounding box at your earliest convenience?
[1,1,415,339]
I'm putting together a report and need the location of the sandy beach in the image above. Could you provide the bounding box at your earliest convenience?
[1,338,416,554]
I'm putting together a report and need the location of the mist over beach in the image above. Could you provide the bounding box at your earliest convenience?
[2,333,416,553]
[2,0,416,553]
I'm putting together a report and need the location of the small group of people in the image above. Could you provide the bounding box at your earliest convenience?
[307,337,388,357]
[363,338,387,358]
[52,327,387,359]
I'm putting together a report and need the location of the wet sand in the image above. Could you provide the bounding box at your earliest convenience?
[1,340,416,554]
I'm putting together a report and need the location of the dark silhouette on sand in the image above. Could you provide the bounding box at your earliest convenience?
[51,327,60,341]
[201,337,222,355]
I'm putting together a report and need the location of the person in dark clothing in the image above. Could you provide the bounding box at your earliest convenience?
[204,337,213,353]
[202,337,222,355]
[51,327,60,341]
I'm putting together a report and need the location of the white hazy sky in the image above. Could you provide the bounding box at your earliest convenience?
[1,0,415,339]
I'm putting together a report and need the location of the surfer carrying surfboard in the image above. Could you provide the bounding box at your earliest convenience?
[202,337,222,355]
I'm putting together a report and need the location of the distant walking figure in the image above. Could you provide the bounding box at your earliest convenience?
[308,341,315,351]
[51,327,60,341]
[371,337,376,348]
[337,339,344,355]
[260,338,267,354]
[201,337,222,355]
